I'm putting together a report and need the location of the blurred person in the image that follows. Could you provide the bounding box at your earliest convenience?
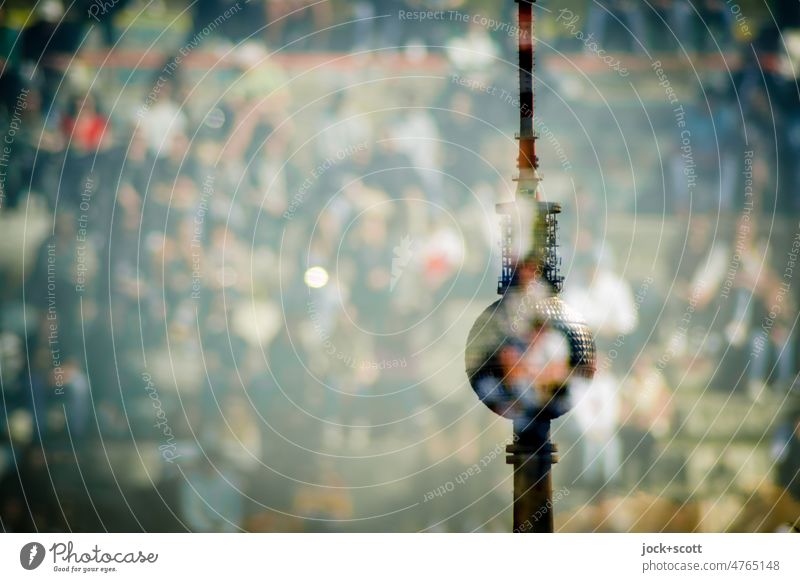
[2,88,61,211]
[699,0,735,52]
[118,127,153,196]
[107,182,149,344]
[777,0,800,29]
[618,354,673,488]
[0,331,24,397]
[154,132,195,184]
[291,460,353,531]
[92,0,134,47]
[26,211,91,347]
[564,248,637,356]
[737,83,780,210]
[218,394,263,474]
[60,93,108,152]
[672,215,725,312]
[180,453,244,532]
[668,1,696,51]
[0,7,23,113]
[205,224,250,293]
[748,268,796,397]
[20,0,82,112]
[345,208,394,333]
[0,446,44,531]
[445,19,500,71]
[186,0,262,46]
[316,92,373,163]
[713,222,774,395]
[586,0,648,53]
[389,94,443,195]
[708,90,744,213]
[136,80,187,158]
[264,0,298,47]
[774,403,800,523]
[264,0,334,49]
[351,0,411,50]
[95,397,127,439]
[570,364,622,492]
[0,487,27,532]
[667,218,730,375]
[780,93,800,213]
[729,401,800,531]
[250,136,289,217]
[18,345,55,443]
[54,358,91,442]
[227,43,291,104]
[439,91,488,189]
[419,213,464,303]
[668,104,722,213]
[649,0,691,53]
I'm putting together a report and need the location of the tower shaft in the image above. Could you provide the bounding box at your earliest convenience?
[516,0,539,197]
[508,0,557,534]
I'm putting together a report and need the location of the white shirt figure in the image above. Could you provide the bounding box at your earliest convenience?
[137,98,188,158]
[570,372,622,486]
[566,267,637,338]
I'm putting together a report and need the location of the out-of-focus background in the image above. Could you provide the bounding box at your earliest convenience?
[1,0,800,532]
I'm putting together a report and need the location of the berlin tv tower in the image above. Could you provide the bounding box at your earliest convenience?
[465,0,596,533]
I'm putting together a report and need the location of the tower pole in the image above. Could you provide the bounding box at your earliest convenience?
[507,0,557,534]
[507,431,558,533]
[516,0,539,199]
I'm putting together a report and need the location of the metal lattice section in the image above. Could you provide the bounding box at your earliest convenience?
[540,202,563,293]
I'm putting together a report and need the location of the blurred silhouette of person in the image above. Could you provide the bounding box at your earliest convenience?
[474,321,571,436]
[730,401,800,531]
[21,1,83,112]
[565,249,637,360]
[571,359,621,492]
[587,0,648,53]
[619,354,673,488]
[60,93,107,152]
[59,359,91,441]
[774,404,800,529]
[180,452,244,532]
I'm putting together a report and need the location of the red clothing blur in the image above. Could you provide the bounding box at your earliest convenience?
[61,113,107,151]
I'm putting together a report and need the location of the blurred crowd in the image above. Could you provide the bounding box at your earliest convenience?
[1,0,800,532]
